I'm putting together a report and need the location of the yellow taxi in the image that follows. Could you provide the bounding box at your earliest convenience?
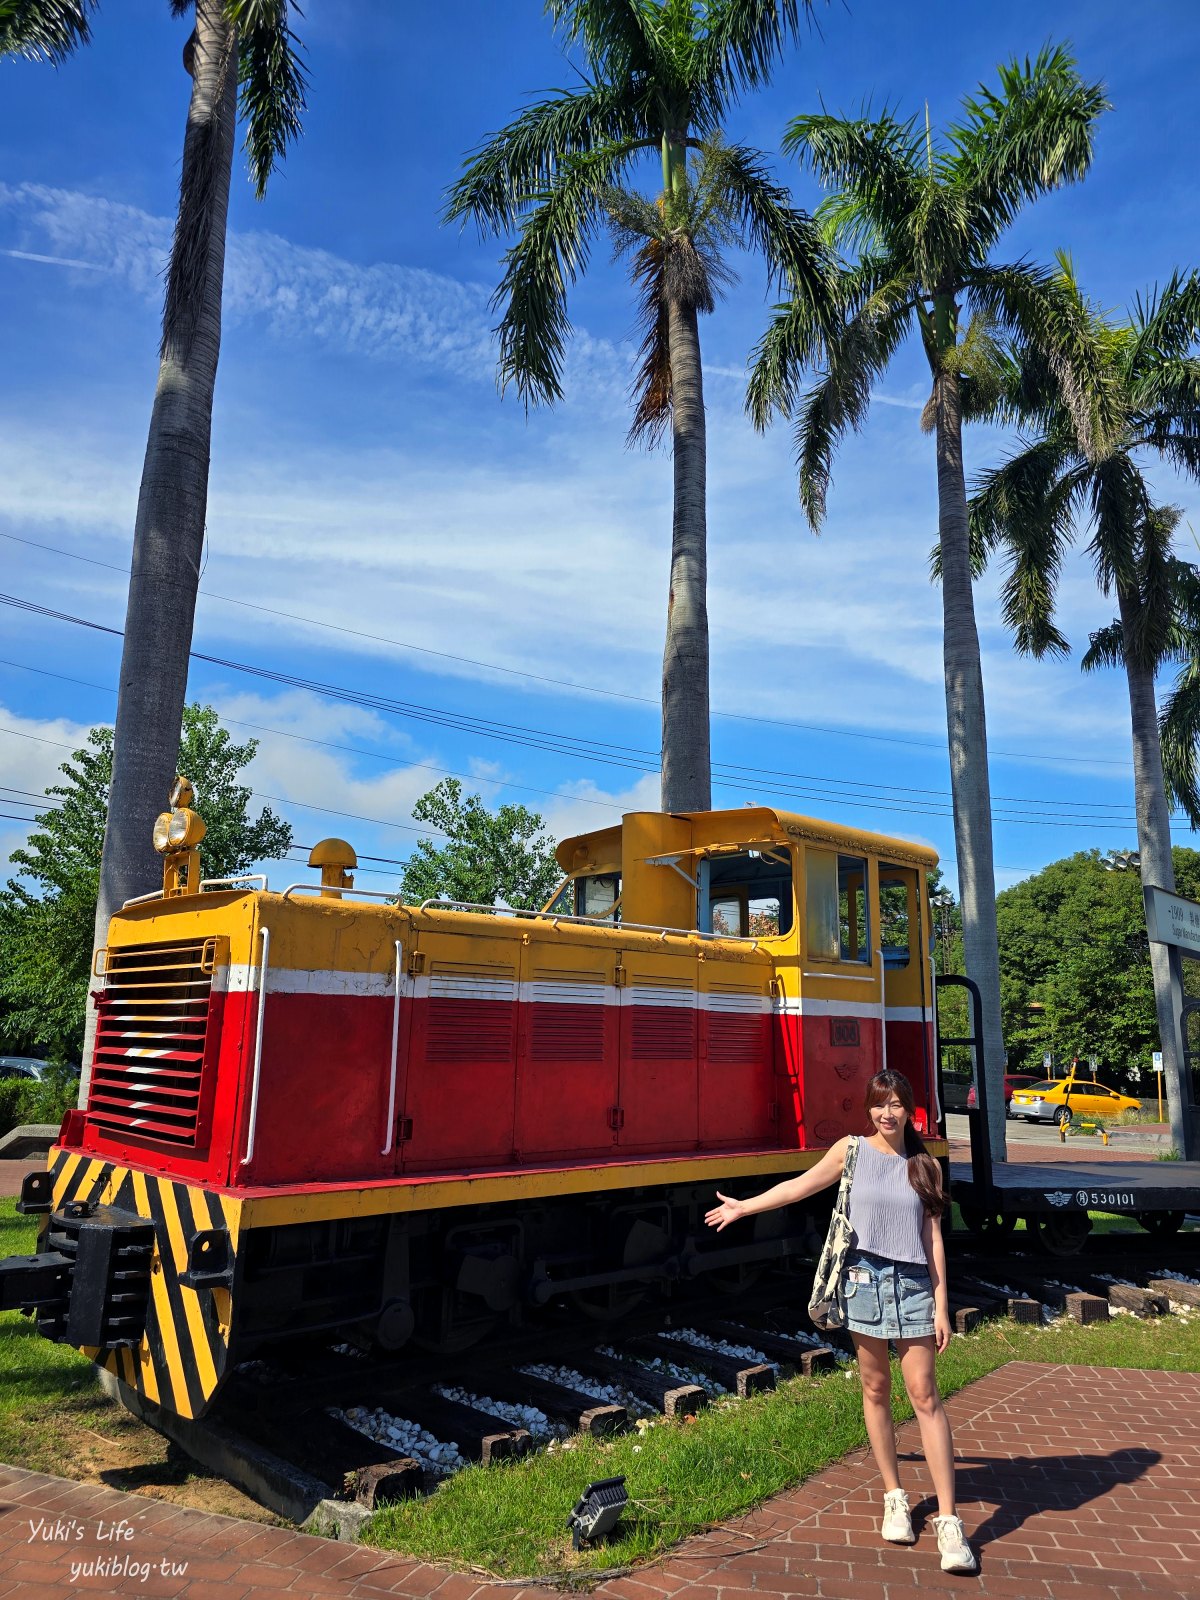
[1009,1076,1141,1126]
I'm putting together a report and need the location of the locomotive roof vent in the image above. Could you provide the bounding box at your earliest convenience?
[309,837,357,897]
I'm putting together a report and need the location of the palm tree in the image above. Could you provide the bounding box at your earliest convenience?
[969,265,1200,1158]
[80,0,307,1097]
[445,0,829,812]
[746,47,1110,1163]
[0,1,93,61]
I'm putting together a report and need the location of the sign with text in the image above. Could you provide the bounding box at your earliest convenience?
[1145,886,1200,958]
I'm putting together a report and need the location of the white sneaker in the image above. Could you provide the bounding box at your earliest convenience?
[881,1488,915,1543]
[931,1514,977,1573]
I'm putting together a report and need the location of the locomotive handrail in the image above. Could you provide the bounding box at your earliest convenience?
[416,899,759,944]
[201,875,268,893]
[122,890,164,907]
[281,883,400,903]
[381,939,402,1157]
[241,926,270,1168]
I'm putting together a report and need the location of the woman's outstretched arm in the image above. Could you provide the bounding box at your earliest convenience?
[705,1137,852,1232]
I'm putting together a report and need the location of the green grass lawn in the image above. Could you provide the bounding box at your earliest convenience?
[4,1198,1199,1580]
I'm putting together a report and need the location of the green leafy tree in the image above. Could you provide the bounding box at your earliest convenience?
[0,705,291,1063]
[399,780,560,911]
[746,47,1110,1162]
[995,849,1200,1089]
[445,0,829,812]
[970,263,1200,1155]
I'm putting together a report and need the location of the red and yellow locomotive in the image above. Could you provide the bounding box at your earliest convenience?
[3,793,944,1421]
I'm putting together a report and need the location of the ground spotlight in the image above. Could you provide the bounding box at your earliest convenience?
[566,1475,628,1550]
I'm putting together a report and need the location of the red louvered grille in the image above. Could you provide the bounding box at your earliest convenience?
[88,939,215,1147]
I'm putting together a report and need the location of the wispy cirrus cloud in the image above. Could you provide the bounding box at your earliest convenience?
[0,180,628,396]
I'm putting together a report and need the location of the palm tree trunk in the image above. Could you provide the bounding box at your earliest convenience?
[1118,584,1191,1156]
[660,297,711,813]
[934,369,1007,1164]
[81,1,237,1102]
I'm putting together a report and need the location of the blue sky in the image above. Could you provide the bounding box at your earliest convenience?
[2,0,1199,896]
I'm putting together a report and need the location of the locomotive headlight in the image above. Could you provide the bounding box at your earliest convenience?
[152,812,173,853]
[167,807,206,849]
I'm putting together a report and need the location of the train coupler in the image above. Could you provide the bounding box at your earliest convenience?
[3,1202,157,1349]
[0,1249,72,1312]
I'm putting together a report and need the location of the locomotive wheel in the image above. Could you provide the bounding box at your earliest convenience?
[959,1205,1018,1239]
[1030,1212,1091,1257]
[1137,1210,1186,1238]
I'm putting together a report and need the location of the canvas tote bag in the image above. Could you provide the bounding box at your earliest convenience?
[807,1136,860,1331]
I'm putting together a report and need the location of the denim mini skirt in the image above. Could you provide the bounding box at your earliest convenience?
[843,1248,935,1340]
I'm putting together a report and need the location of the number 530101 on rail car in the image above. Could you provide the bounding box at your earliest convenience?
[0,787,945,1422]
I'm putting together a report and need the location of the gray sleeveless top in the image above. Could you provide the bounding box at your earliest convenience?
[846,1139,927,1265]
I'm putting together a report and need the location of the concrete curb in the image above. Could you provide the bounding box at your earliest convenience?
[0,1123,58,1159]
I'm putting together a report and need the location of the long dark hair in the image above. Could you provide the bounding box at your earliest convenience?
[864,1070,945,1216]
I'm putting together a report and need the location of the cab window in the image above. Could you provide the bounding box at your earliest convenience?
[576,872,621,922]
[807,849,870,963]
[879,867,913,968]
[545,873,622,922]
[700,848,794,938]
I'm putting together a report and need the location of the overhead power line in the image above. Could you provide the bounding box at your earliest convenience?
[0,597,1152,832]
[0,527,1134,769]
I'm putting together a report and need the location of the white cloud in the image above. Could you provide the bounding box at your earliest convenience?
[0,704,100,874]
[0,180,628,402]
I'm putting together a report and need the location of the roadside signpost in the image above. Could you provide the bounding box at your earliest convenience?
[1144,886,1200,1159]
[1153,1050,1164,1123]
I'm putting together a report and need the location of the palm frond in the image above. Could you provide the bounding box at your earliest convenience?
[1160,660,1200,829]
[700,139,831,299]
[783,297,911,528]
[0,0,94,64]
[950,45,1107,251]
[694,0,811,102]
[965,260,1123,459]
[444,80,649,234]
[1081,620,1124,672]
[1088,453,1153,599]
[961,436,1081,582]
[493,141,640,406]
[545,0,655,79]
[782,111,924,251]
[1126,502,1183,667]
[624,235,672,447]
[1128,269,1200,375]
[226,0,308,198]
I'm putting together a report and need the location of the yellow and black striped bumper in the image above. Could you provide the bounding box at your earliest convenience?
[43,1147,240,1420]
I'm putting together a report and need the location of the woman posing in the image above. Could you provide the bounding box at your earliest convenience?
[705,1069,976,1574]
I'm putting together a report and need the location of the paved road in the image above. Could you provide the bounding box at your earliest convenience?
[947,1113,1171,1152]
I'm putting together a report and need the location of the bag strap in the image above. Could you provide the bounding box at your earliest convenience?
[832,1135,859,1220]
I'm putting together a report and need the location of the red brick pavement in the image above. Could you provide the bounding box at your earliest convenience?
[0,1159,39,1198]
[1,1362,1196,1599]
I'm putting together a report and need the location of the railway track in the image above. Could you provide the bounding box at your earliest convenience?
[201,1229,1200,1516]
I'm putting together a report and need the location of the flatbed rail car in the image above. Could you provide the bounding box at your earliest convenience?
[942,976,1200,1255]
[2,799,945,1420]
